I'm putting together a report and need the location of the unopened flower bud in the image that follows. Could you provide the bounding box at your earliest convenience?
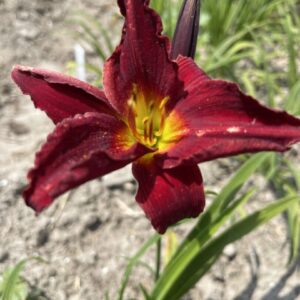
[171,0,201,60]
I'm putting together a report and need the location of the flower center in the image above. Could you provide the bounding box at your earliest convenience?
[128,84,181,150]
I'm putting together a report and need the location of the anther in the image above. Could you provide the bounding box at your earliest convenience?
[154,131,162,138]
[132,83,138,96]
[142,116,149,125]
[159,96,169,110]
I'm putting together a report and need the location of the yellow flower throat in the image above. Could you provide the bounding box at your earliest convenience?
[127,84,184,151]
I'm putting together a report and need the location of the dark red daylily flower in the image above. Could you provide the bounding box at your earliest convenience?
[12,0,300,234]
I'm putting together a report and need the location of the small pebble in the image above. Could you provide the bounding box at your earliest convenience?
[2,83,11,94]
[9,120,30,135]
[77,251,98,265]
[19,27,39,40]
[0,179,8,188]
[36,228,49,247]
[0,251,9,263]
[17,11,30,20]
[223,244,237,260]
[123,181,135,192]
[49,268,57,277]
[84,215,102,232]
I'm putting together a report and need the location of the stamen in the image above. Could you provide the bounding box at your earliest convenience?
[143,117,149,141]
[132,84,138,97]
[128,111,139,137]
[149,101,155,109]
[148,117,154,143]
[157,114,166,137]
[158,96,169,136]
[127,86,140,138]
[128,99,137,116]
[148,136,158,147]
[127,84,174,149]
[159,96,169,110]
[142,116,149,125]
[154,131,162,138]
[148,101,155,120]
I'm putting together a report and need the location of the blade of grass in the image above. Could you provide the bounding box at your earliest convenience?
[155,238,161,281]
[199,153,271,229]
[284,80,300,115]
[284,15,298,88]
[139,284,151,300]
[0,257,44,300]
[117,234,160,300]
[151,195,298,300]
[173,188,256,261]
[173,153,271,261]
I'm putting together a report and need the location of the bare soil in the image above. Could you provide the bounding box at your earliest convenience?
[0,1,300,299]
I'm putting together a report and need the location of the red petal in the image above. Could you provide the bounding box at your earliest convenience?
[104,0,184,115]
[24,112,148,212]
[117,0,150,15]
[132,161,205,234]
[159,58,300,168]
[176,56,210,88]
[12,65,114,124]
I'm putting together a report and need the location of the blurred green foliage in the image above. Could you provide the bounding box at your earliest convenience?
[0,258,47,300]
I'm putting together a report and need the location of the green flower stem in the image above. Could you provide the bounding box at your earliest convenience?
[155,237,162,281]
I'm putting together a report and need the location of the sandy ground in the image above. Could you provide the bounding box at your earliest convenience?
[0,1,300,299]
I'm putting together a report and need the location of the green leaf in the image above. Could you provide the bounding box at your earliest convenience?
[151,188,254,298]
[175,188,256,263]
[198,153,271,231]
[72,19,107,60]
[117,234,160,300]
[139,284,151,300]
[284,80,300,115]
[151,195,298,300]
[173,153,270,261]
[287,199,300,264]
[104,291,110,300]
[284,15,298,88]
[0,257,44,300]
[150,0,181,38]
[286,160,300,190]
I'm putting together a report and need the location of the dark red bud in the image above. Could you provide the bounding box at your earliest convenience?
[171,0,201,60]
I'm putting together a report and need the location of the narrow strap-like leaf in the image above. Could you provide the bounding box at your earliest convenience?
[117,234,160,300]
[1,257,44,300]
[151,195,298,300]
